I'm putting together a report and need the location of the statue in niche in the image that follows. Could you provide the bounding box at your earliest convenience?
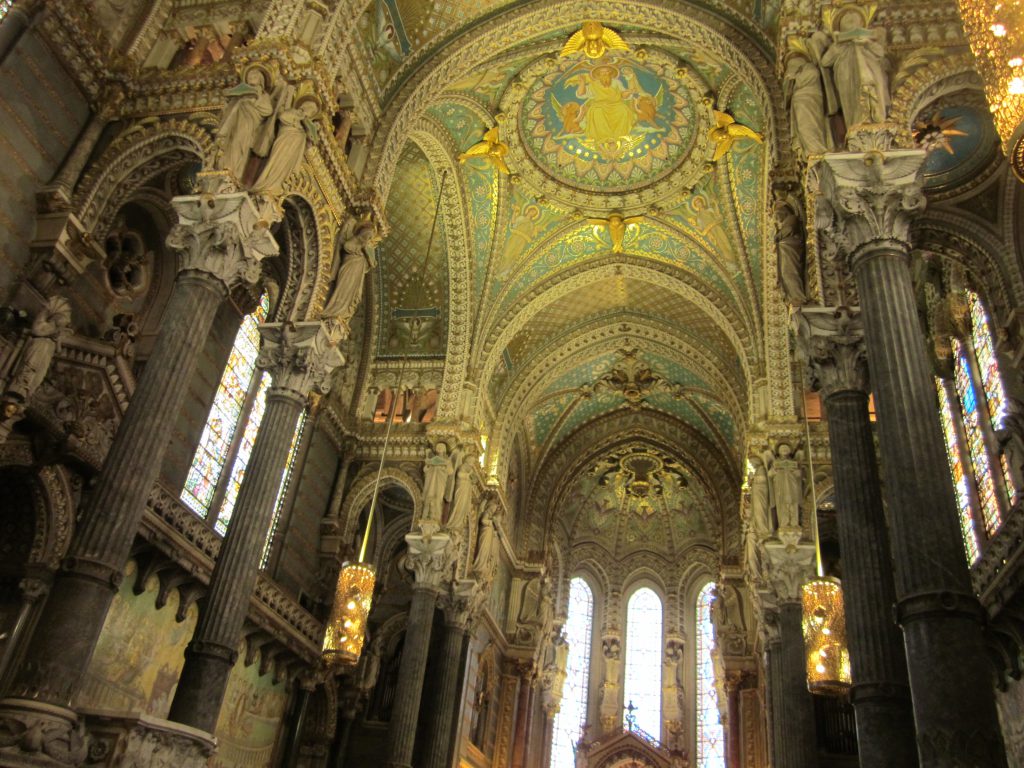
[446,455,476,535]
[472,502,500,582]
[322,217,381,327]
[253,88,321,193]
[217,66,274,182]
[541,632,569,712]
[748,456,771,537]
[357,634,383,694]
[5,297,72,409]
[997,398,1024,498]
[518,574,554,645]
[783,36,832,157]
[819,5,889,129]
[422,442,456,523]
[775,200,807,306]
[766,443,803,530]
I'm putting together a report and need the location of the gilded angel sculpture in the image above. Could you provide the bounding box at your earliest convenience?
[588,213,644,253]
[709,110,763,161]
[457,126,510,174]
[560,21,629,59]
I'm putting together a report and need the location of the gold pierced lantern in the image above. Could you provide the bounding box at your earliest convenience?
[801,577,852,695]
[322,562,376,670]
[958,0,1024,178]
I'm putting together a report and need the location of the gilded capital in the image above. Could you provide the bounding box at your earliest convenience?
[793,306,869,398]
[815,149,927,269]
[257,321,344,397]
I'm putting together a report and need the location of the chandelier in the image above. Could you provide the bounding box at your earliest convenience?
[801,577,852,695]
[958,0,1024,178]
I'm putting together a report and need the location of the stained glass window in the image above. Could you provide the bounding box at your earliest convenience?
[952,338,1002,535]
[260,408,308,569]
[181,294,269,520]
[551,577,593,768]
[936,378,982,563]
[214,372,270,533]
[0,1,13,24]
[623,587,662,741]
[696,582,726,768]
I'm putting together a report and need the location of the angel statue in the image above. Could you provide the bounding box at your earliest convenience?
[765,442,803,530]
[560,21,629,59]
[422,442,457,524]
[457,126,510,174]
[322,216,381,327]
[709,110,763,162]
[588,213,643,253]
[5,296,72,407]
[253,88,321,194]
[217,66,274,181]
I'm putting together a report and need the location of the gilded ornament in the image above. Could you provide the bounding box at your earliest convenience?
[457,125,511,174]
[587,213,644,253]
[559,21,629,60]
[709,110,763,162]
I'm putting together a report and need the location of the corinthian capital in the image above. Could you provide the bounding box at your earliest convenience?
[793,306,868,398]
[166,188,279,290]
[404,531,455,590]
[257,321,344,397]
[762,538,816,604]
[815,150,927,268]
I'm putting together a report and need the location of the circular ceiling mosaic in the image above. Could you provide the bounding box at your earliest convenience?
[502,48,712,211]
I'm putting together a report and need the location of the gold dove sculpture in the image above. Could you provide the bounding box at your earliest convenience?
[458,125,510,174]
[588,213,644,253]
[561,22,629,59]
[709,110,763,162]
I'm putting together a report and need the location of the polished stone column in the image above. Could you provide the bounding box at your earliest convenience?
[0,186,277,758]
[170,322,342,732]
[763,629,784,768]
[795,306,918,767]
[724,671,745,768]
[386,532,454,768]
[509,662,535,768]
[422,585,476,768]
[763,539,817,768]
[818,150,1007,765]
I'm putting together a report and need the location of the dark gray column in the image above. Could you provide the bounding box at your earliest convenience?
[819,151,1007,765]
[1,188,277,719]
[795,307,917,766]
[422,619,469,768]
[170,322,340,732]
[764,632,785,768]
[387,532,454,768]
[509,663,534,768]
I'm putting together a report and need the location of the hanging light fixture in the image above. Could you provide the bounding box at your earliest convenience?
[958,0,1024,178]
[322,172,448,670]
[798,372,852,694]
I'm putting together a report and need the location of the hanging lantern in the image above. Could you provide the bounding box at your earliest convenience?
[322,562,376,669]
[958,0,1024,178]
[801,577,852,695]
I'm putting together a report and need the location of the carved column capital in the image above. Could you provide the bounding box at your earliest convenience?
[166,183,279,291]
[441,578,486,629]
[793,306,869,398]
[762,539,816,604]
[257,321,344,398]
[815,150,927,269]
[404,532,455,591]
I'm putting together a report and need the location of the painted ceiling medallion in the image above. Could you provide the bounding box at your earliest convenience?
[502,47,711,210]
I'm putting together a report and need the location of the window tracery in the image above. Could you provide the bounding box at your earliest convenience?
[623,587,662,740]
[550,577,594,768]
[696,582,726,768]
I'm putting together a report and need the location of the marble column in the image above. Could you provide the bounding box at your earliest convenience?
[818,150,1007,765]
[762,539,817,768]
[386,531,454,768]
[0,184,277,759]
[423,583,478,768]
[724,672,745,768]
[763,619,784,768]
[795,306,918,766]
[170,322,342,732]
[509,662,535,768]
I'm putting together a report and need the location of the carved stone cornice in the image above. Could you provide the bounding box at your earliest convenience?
[761,538,816,604]
[815,150,927,269]
[257,322,344,398]
[166,177,280,291]
[792,306,869,399]
[404,531,455,591]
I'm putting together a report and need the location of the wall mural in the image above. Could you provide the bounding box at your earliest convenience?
[211,651,290,768]
[74,560,197,718]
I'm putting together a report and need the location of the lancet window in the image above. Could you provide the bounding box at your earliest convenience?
[550,577,594,768]
[936,289,1017,563]
[623,587,662,740]
[696,582,726,768]
[181,294,278,533]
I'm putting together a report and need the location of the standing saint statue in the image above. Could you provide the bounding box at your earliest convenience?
[6,297,72,404]
[217,67,274,181]
[819,7,889,129]
[783,36,832,156]
[766,443,803,530]
[775,201,807,306]
[472,503,500,582]
[446,455,475,535]
[322,218,381,326]
[253,92,320,193]
[422,443,455,523]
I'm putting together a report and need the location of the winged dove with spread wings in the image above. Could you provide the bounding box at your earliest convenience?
[710,110,763,162]
[457,125,510,174]
[560,22,629,59]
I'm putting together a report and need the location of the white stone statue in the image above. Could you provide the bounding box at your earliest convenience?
[322,218,381,324]
[472,503,500,581]
[446,455,475,535]
[602,636,622,688]
[783,38,832,156]
[749,456,771,538]
[997,398,1024,498]
[819,9,889,129]
[217,67,274,181]
[422,442,455,523]
[775,200,807,306]
[253,93,320,193]
[766,443,803,530]
[6,297,72,404]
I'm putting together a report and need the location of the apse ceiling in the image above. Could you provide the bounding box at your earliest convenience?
[363,5,775,558]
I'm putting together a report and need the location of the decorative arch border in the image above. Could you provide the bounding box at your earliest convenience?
[340,466,422,547]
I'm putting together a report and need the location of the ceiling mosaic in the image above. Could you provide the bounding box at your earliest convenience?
[558,442,717,560]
